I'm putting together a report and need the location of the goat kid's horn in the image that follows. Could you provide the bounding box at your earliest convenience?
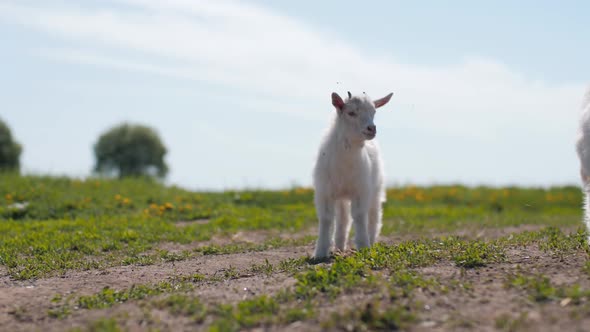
[347,91,352,98]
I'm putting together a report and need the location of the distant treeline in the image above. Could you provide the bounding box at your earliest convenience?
[0,118,168,179]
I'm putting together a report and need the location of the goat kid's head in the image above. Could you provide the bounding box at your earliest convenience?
[331,91,393,140]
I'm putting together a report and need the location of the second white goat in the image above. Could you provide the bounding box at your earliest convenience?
[576,87,590,239]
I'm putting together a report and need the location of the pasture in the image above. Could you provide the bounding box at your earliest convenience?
[0,174,588,331]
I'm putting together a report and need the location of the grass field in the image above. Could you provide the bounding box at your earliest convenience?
[1,173,589,331]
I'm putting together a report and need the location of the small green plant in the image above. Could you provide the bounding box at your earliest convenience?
[86,318,122,332]
[277,257,309,273]
[451,240,504,268]
[283,307,314,323]
[8,306,30,322]
[174,273,206,283]
[495,312,529,332]
[249,259,274,276]
[389,270,439,297]
[222,266,240,280]
[509,274,556,302]
[48,306,72,319]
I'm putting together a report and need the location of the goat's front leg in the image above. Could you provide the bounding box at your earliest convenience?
[351,197,370,250]
[314,197,335,258]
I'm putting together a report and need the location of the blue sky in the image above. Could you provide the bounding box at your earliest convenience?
[1,0,589,189]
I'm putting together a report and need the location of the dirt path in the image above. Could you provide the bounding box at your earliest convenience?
[0,246,310,331]
[0,223,583,331]
[413,245,590,332]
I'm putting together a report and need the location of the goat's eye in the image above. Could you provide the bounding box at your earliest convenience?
[347,112,357,117]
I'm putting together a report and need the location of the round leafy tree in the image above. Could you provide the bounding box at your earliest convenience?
[0,118,22,172]
[94,123,169,179]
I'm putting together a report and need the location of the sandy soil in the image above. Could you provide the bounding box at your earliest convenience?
[1,224,588,332]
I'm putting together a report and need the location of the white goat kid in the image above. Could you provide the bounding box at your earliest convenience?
[576,87,590,239]
[313,91,393,258]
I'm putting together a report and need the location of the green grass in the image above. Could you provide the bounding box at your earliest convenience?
[48,226,587,319]
[69,318,123,332]
[509,274,557,302]
[44,229,590,331]
[381,185,582,234]
[49,278,200,319]
[214,295,280,329]
[77,281,194,310]
[0,175,319,279]
[1,174,589,330]
[294,238,504,300]
[195,236,315,256]
[0,174,583,279]
[325,301,415,331]
[152,294,207,322]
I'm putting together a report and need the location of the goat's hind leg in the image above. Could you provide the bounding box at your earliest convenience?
[351,197,370,250]
[368,199,383,246]
[334,200,352,251]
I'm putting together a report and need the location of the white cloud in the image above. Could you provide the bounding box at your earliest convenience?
[0,0,585,187]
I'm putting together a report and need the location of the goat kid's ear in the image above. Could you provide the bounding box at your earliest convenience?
[374,92,394,109]
[331,92,345,112]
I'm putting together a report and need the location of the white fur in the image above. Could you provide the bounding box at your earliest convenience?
[576,86,590,238]
[312,92,392,258]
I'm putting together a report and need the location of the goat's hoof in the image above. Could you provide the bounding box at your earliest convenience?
[308,256,331,265]
[332,248,345,257]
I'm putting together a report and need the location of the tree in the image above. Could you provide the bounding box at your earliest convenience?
[93,123,169,179]
[0,118,22,172]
